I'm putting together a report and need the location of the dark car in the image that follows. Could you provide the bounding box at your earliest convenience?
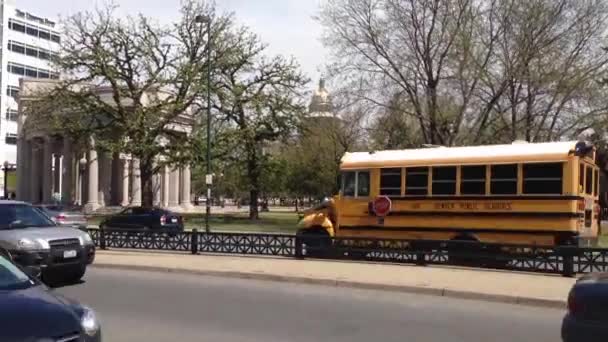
[99,206,184,232]
[562,273,608,341]
[0,251,101,341]
[36,204,89,231]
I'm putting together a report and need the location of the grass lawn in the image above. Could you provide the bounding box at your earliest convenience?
[87,211,301,234]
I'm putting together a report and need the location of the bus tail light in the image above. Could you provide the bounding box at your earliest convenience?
[577,200,585,212]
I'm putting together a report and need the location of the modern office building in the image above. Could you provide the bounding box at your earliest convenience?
[0,0,60,197]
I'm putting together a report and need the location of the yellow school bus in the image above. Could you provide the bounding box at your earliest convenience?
[298,141,600,248]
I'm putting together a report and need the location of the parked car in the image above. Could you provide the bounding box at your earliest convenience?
[562,273,608,341]
[35,204,88,231]
[99,206,184,232]
[0,201,96,285]
[0,251,101,341]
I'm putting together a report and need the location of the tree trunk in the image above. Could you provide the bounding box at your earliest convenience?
[246,147,261,220]
[139,158,155,208]
[249,189,259,219]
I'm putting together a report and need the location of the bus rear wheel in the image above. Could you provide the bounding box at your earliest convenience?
[447,236,509,269]
[297,228,332,258]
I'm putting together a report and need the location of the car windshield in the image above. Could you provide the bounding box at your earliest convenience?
[0,204,56,230]
[0,255,34,290]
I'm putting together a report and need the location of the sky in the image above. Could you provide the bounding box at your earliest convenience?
[17,0,329,85]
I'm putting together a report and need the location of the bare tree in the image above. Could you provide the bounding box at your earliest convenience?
[320,0,608,146]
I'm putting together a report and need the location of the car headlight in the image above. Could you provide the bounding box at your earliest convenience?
[80,306,100,336]
[79,234,93,246]
[36,239,50,250]
[17,238,40,250]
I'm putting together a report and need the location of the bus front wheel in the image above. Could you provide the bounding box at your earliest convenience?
[297,228,331,258]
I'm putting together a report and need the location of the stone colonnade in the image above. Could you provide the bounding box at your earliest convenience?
[16,135,193,212]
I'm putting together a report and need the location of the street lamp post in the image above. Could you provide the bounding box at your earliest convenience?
[2,161,9,200]
[195,14,212,233]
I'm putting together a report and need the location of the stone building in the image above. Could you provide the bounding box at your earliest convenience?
[15,78,195,212]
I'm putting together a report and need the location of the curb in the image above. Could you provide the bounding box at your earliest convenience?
[91,263,566,309]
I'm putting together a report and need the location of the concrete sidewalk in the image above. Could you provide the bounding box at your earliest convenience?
[93,250,575,308]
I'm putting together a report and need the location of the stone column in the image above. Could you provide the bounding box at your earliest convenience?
[130,158,142,206]
[42,137,53,203]
[30,141,41,203]
[121,159,130,207]
[168,166,180,209]
[162,165,170,208]
[98,153,112,207]
[85,139,100,212]
[152,161,162,206]
[53,154,61,195]
[111,152,121,205]
[180,164,193,210]
[61,138,73,204]
[17,139,31,201]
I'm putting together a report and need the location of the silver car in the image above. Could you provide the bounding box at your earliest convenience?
[35,204,89,231]
[0,201,95,285]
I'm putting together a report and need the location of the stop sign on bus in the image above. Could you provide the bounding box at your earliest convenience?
[372,196,392,217]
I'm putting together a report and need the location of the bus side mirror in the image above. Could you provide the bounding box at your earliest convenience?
[574,141,593,157]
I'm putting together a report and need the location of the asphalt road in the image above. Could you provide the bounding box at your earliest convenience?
[56,267,565,342]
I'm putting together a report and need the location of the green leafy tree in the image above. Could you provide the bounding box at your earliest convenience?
[24,1,232,207]
[212,29,309,219]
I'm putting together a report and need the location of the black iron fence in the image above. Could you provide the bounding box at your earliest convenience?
[88,228,608,277]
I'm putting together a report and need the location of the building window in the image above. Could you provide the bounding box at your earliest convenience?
[8,63,25,76]
[405,167,428,195]
[432,166,456,195]
[6,86,19,98]
[490,164,517,195]
[380,168,402,195]
[26,26,38,37]
[8,19,60,43]
[6,109,18,122]
[7,62,56,79]
[38,50,50,60]
[5,133,17,145]
[579,163,585,193]
[38,29,50,40]
[594,169,599,196]
[522,163,563,195]
[25,67,37,78]
[460,165,486,195]
[341,171,370,197]
[9,19,26,33]
[586,166,593,195]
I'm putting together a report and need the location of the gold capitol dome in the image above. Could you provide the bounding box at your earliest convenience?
[308,78,334,116]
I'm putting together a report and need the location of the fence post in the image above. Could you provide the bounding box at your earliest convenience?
[295,233,304,259]
[414,242,427,266]
[191,229,198,255]
[560,246,575,277]
[99,225,106,250]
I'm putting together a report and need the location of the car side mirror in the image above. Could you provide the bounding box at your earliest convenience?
[24,265,41,279]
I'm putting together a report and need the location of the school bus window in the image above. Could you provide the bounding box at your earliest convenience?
[341,171,356,197]
[460,165,486,195]
[579,163,585,192]
[594,169,599,196]
[380,168,402,195]
[405,167,428,195]
[432,166,456,195]
[357,171,370,197]
[490,164,517,195]
[522,163,563,195]
[586,166,593,195]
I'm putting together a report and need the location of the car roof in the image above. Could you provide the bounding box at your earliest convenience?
[0,200,29,205]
